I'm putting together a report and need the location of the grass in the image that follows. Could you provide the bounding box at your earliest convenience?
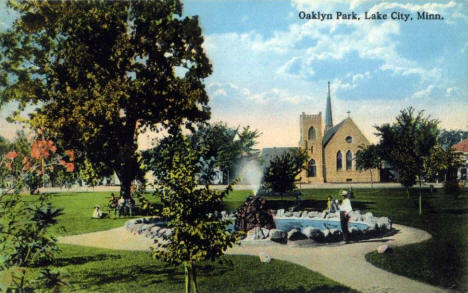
[42,244,355,293]
[44,189,253,236]
[254,187,468,292]
[28,186,468,291]
[12,190,357,292]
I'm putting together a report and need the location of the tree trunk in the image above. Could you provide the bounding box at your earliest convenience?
[406,187,410,199]
[370,170,374,189]
[185,263,191,293]
[116,118,140,199]
[191,264,198,293]
[118,172,133,199]
[418,178,423,215]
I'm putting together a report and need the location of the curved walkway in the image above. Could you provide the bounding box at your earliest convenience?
[58,224,448,293]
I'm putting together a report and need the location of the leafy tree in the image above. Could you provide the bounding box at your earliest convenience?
[0,131,75,194]
[144,122,260,184]
[356,144,381,188]
[0,135,9,156]
[263,148,308,200]
[375,107,439,214]
[425,145,462,182]
[0,138,69,292]
[190,123,260,184]
[147,134,237,293]
[438,129,468,149]
[0,0,212,198]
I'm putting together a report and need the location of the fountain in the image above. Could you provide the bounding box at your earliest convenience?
[237,159,263,195]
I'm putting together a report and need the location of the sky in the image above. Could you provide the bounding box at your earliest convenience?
[1,0,467,149]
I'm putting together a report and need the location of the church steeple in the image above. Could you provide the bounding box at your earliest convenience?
[325,81,333,133]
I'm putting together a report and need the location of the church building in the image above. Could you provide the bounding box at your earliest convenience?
[299,82,379,183]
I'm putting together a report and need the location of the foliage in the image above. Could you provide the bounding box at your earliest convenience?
[0,0,212,198]
[438,129,468,149]
[0,132,75,194]
[36,268,70,293]
[147,134,238,293]
[0,135,9,156]
[0,194,64,292]
[375,107,441,214]
[375,107,439,189]
[144,122,260,185]
[189,123,260,184]
[263,148,308,200]
[0,138,71,292]
[356,144,381,188]
[425,145,462,182]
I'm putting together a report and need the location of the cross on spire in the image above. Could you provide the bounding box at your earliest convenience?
[347,110,351,118]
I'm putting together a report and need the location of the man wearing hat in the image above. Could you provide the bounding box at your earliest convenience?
[339,190,353,243]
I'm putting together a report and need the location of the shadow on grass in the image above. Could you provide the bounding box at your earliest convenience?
[76,265,184,287]
[74,262,231,288]
[429,208,468,215]
[255,285,357,293]
[54,254,122,266]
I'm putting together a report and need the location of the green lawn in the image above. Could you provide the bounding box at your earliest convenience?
[45,244,355,293]
[255,187,468,292]
[34,186,468,291]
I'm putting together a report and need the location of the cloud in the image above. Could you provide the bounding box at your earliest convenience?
[332,71,371,92]
[292,0,464,23]
[208,82,312,106]
[368,1,465,24]
[412,85,434,99]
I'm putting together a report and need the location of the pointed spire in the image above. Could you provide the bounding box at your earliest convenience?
[325,81,333,133]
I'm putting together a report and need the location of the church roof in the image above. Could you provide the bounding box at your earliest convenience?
[322,119,346,147]
[453,138,468,152]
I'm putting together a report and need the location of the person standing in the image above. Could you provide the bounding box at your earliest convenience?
[339,190,353,243]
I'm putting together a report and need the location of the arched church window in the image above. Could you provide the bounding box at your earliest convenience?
[308,127,316,140]
[337,151,343,171]
[346,150,353,170]
[310,146,314,153]
[308,159,316,177]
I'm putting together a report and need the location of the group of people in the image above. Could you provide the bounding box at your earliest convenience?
[323,190,354,243]
[109,193,136,217]
[92,193,136,219]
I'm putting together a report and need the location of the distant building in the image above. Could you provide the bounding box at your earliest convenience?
[298,82,379,183]
[260,147,296,168]
[452,138,468,180]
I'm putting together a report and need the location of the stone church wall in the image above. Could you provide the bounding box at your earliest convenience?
[299,112,324,183]
[323,119,380,183]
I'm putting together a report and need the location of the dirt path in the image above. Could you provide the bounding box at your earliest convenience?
[58,224,448,293]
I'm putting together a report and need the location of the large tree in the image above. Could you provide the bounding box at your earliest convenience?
[0,0,212,198]
[375,107,439,214]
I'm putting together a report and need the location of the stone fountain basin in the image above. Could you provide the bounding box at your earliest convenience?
[274,217,369,233]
